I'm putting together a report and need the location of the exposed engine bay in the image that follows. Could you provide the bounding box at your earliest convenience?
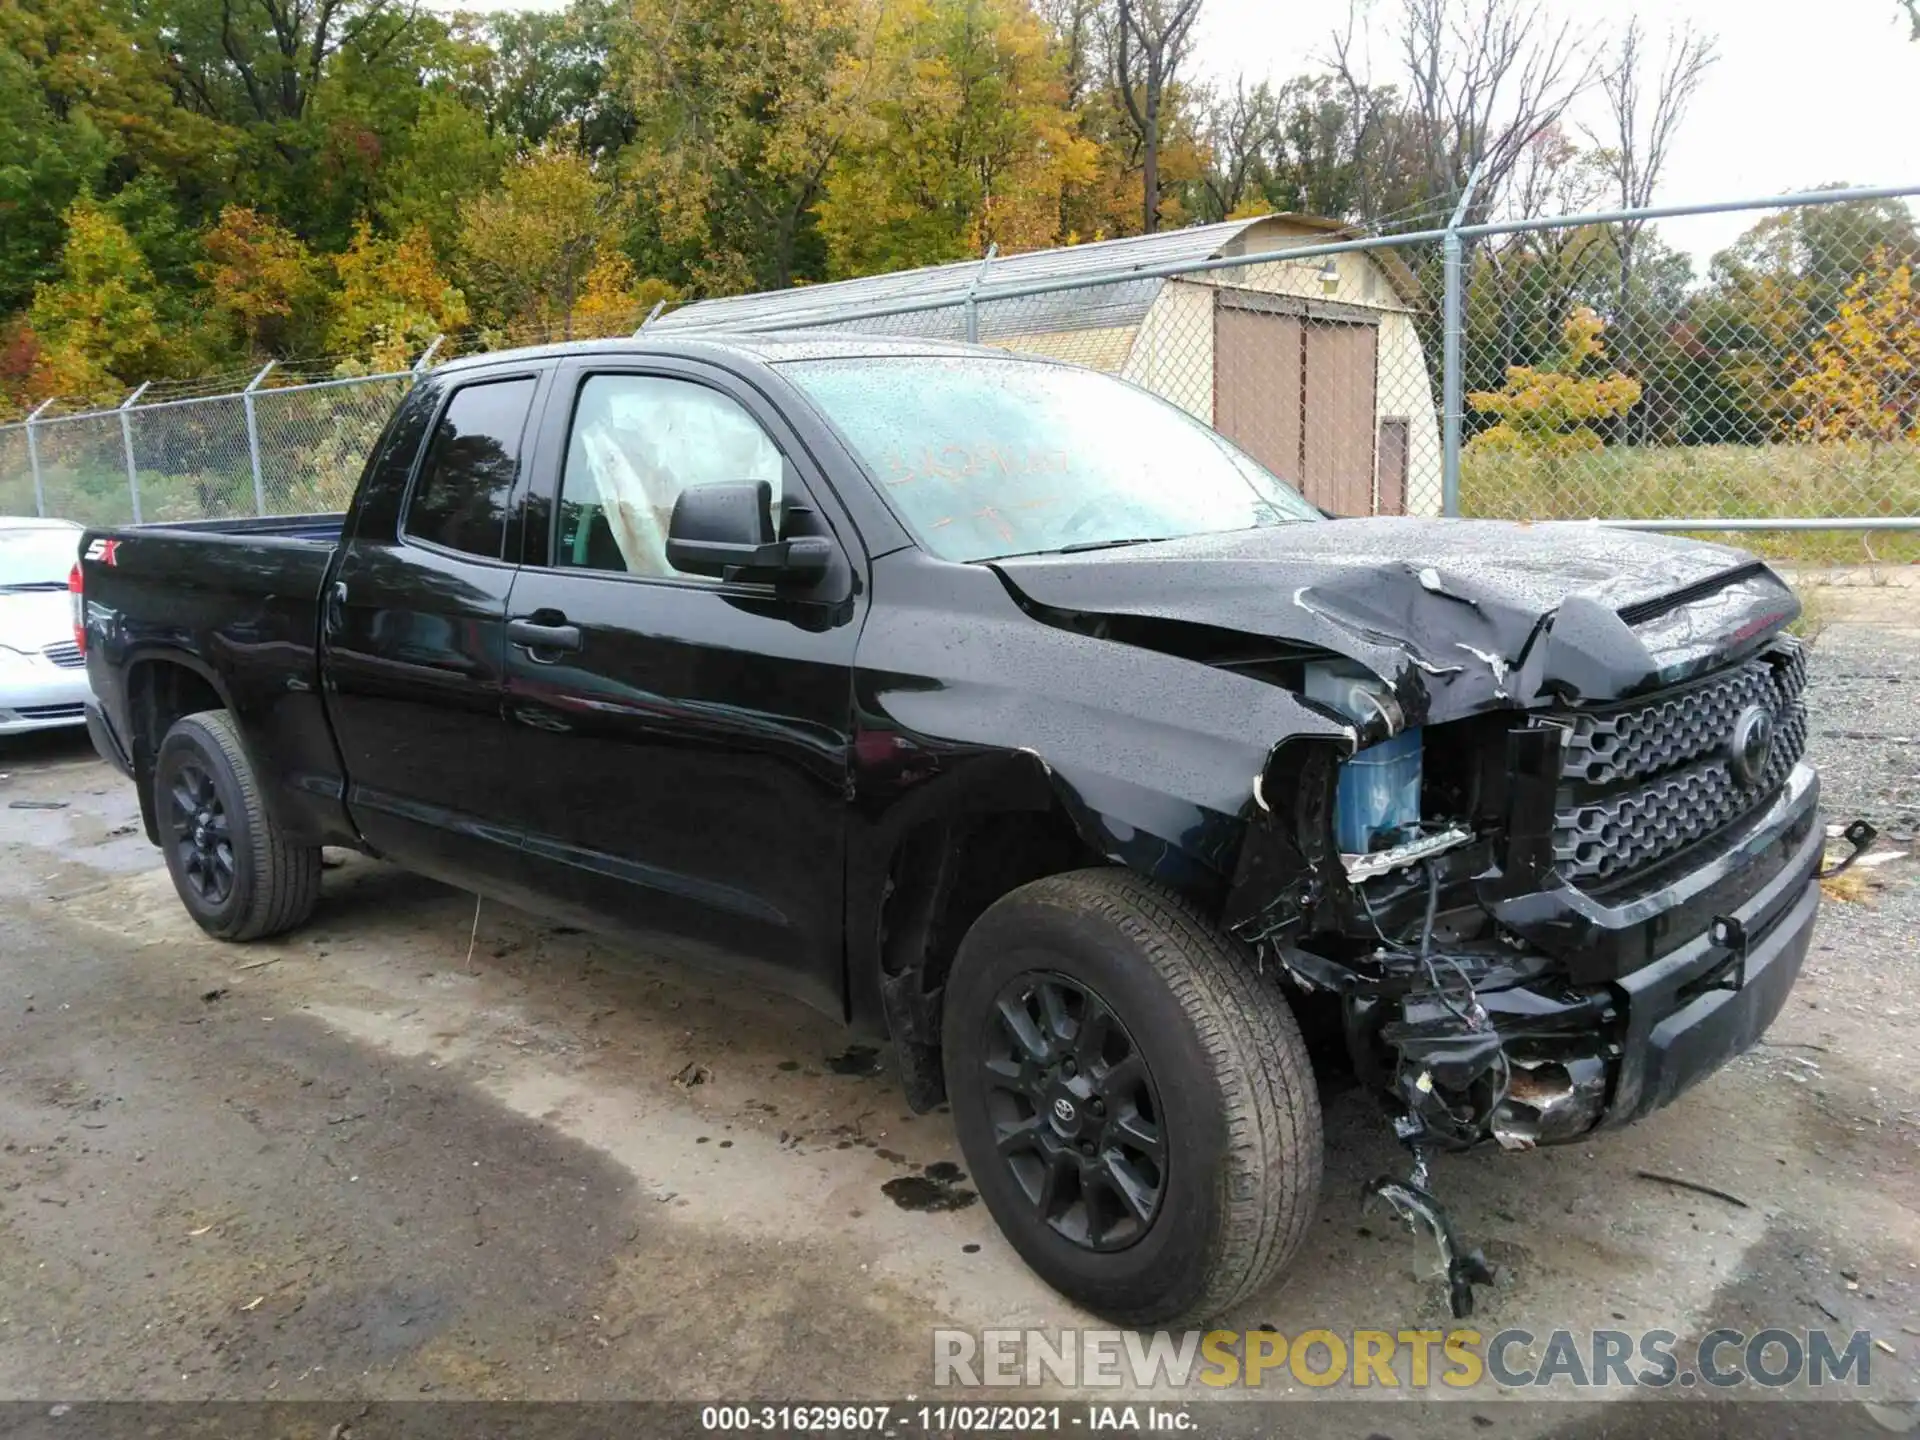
[993,523,1866,1316]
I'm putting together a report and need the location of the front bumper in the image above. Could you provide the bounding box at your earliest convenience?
[1603,780,1820,1125]
[0,663,92,735]
[1360,763,1823,1150]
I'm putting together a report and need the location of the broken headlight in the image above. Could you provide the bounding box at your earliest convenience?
[1304,661,1421,854]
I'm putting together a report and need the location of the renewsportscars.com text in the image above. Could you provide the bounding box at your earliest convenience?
[932,1327,1878,1390]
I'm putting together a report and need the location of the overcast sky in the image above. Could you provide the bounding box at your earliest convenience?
[1193,0,1920,266]
[430,0,1920,273]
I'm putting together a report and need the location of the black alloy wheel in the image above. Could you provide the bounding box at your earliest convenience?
[943,868,1323,1327]
[167,759,236,907]
[983,971,1166,1252]
[152,710,321,941]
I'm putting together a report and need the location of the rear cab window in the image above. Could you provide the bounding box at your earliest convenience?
[403,378,540,561]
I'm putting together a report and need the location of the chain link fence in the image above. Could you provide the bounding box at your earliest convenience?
[0,368,417,528]
[4,185,1917,560]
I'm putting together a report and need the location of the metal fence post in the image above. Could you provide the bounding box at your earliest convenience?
[118,382,151,524]
[22,398,55,517]
[242,361,275,515]
[964,245,998,344]
[411,335,444,383]
[1440,165,1484,519]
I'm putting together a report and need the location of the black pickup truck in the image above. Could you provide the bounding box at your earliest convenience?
[78,334,1831,1324]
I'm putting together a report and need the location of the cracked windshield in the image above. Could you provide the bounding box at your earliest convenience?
[782,355,1320,561]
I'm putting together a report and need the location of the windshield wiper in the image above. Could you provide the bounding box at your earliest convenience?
[1053,536,1169,554]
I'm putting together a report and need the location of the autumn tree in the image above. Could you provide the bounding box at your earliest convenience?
[2,0,230,183]
[328,223,468,372]
[199,206,325,357]
[1687,197,1920,441]
[569,252,679,336]
[1790,249,1920,445]
[27,200,171,402]
[458,149,619,339]
[1467,306,1641,456]
[817,0,1096,276]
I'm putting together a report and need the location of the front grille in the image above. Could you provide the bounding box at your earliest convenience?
[1547,641,1809,883]
[41,641,84,669]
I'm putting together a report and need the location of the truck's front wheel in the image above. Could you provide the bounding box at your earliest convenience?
[942,868,1322,1327]
[153,711,320,941]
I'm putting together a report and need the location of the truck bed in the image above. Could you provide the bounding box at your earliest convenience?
[77,512,352,848]
[116,512,345,544]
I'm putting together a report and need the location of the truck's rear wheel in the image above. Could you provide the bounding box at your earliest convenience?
[153,711,320,941]
[942,868,1322,1327]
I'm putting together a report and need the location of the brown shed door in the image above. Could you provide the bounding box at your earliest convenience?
[1213,304,1303,488]
[1212,293,1381,514]
[1302,321,1379,515]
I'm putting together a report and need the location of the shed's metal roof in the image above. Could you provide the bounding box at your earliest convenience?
[652,215,1390,341]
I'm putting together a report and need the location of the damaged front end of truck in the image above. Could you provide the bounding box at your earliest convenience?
[1218,557,1849,1312]
[994,520,1853,1316]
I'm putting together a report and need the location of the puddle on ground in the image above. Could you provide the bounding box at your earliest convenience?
[882,1162,977,1213]
[825,1045,883,1077]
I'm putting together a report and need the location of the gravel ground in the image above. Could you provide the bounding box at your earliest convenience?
[0,622,1914,1436]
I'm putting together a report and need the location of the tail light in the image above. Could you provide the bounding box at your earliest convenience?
[69,562,85,655]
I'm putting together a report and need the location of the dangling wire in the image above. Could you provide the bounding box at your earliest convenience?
[1358,861,1513,1129]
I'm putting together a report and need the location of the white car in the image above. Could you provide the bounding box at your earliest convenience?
[1,517,90,734]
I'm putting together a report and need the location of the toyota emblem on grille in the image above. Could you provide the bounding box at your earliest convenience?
[1729,704,1776,787]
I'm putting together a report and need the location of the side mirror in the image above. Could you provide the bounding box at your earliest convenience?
[665,480,830,582]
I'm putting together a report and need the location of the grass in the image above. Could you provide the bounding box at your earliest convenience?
[1460,440,1920,566]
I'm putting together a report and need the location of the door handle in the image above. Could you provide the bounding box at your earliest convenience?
[508,617,583,658]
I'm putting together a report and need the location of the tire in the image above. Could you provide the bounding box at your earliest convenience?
[942,867,1322,1328]
[152,710,321,941]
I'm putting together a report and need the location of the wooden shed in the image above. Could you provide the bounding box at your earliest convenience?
[655,215,1442,517]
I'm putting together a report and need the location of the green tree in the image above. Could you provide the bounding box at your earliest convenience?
[620,0,888,291]
[155,0,456,247]
[27,199,171,401]
[474,1,636,157]
[0,45,110,314]
[376,89,509,258]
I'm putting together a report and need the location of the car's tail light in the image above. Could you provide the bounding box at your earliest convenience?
[69,562,85,655]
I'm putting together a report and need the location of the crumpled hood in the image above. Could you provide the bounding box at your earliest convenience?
[989,518,1800,723]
